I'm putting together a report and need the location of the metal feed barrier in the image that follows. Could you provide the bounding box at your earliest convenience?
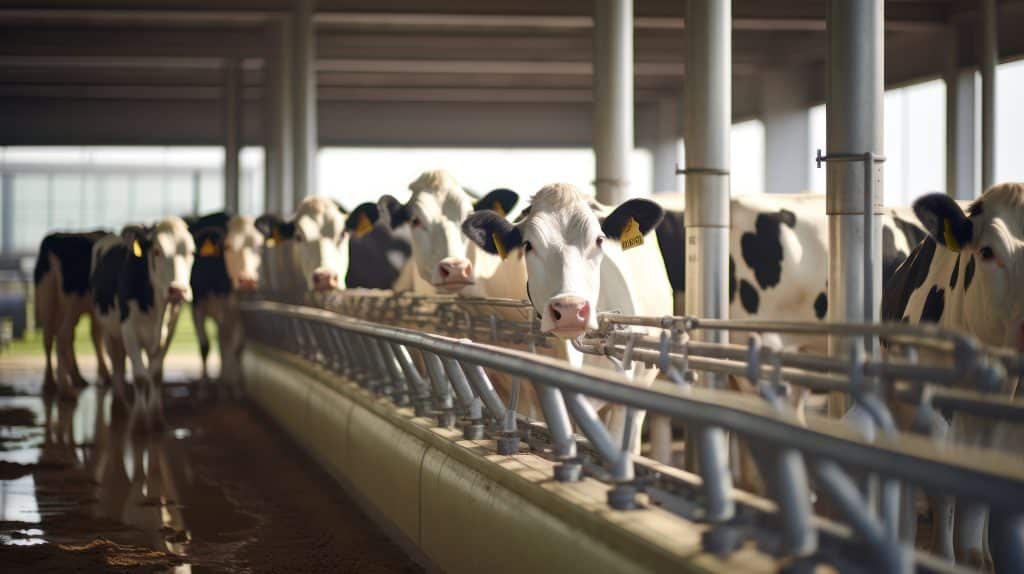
[241,291,1024,574]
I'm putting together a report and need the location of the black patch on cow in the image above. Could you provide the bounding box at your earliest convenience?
[729,256,737,304]
[949,254,960,289]
[920,285,945,323]
[739,279,759,314]
[894,216,927,248]
[914,193,973,251]
[814,292,828,319]
[968,201,983,217]
[881,238,936,322]
[740,211,793,290]
[346,225,412,289]
[964,255,976,292]
[33,231,108,296]
[462,210,522,255]
[601,199,664,239]
[92,243,127,316]
[654,211,685,292]
[473,188,519,215]
[186,211,231,233]
[881,226,908,286]
[379,195,412,229]
[191,227,231,304]
[117,239,156,322]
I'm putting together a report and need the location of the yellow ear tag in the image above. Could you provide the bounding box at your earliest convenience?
[354,212,374,238]
[132,239,143,258]
[271,229,283,243]
[492,201,506,217]
[619,217,644,251]
[266,237,277,248]
[492,232,508,260]
[199,238,219,257]
[943,219,961,252]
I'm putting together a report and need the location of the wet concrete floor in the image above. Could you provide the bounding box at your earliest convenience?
[0,355,422,573]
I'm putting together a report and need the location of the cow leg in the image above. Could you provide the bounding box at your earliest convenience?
[65,300,89,388]
[54,307,80,399]
[91,313,112,386]
[192,302,211,385]
[106,334,129,418]
[121,325,153,432]
[649,415,673,464]
[42,321,56,393]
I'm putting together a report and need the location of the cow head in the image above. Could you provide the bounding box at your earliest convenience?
[914,183,1024,350]
[463,183,663,337]
[125,217,196,305]
[223,216,264,291]
[289,196,350,293]
[378,169,518,293]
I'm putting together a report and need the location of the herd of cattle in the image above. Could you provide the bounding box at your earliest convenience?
[31,169,1023,562]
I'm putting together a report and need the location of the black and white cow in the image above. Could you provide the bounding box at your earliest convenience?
[34,230,113,397]
[254,198,403,296]
[882,183,1024,568]
[90,217,196,429]
[189,214,265,390]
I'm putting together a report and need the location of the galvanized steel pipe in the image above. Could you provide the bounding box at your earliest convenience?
[592,0,633,205]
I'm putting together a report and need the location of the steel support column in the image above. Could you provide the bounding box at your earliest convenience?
[826,0,884,416]
[763,68,811,194]
[264,17,293,215]
[292,0,318,206]
[1,173,12,255]
[223,58,242,215]
[653,96,683,194]
[592,0,633,205]
[946,20,979,201]
[980,0,997,190]
[683,0,731,356]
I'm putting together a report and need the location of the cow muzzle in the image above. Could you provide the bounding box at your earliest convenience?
[542,295,594,337]
[168,284,190,303]
[433,257,475,292]
[236,274,259,292]
[312,268,339,292]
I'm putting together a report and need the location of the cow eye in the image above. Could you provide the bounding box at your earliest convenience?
[152,247,161,257]
[523,241,533,254]
[596,236,605,249]
[980,246,995,261]
[411,217,422,228]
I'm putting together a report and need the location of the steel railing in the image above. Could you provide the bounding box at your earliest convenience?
[241,297,1024,574]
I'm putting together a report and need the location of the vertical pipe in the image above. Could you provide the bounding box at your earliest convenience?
[0,173,12,255]
[945,19,979,201]
[592,0,633,205]
[292,0,318,205]
[191,170,201,215]
[684,0,731,363]
[223,58,242,215]
[980,0,997,190]
[653,96,683,193]
[826,0,883,416]
[264,17,293,215]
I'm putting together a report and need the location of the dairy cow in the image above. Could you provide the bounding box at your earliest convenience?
[34,230,114,397]
[463,183,675,456]
[190,215,265,390]
[379,169,523,298]
[882,183,1024,568]
[90,217,196,430]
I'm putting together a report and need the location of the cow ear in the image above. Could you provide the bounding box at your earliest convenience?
[254,214,280,238]
[474,188,519,217]
[345,202,380,239]
[462,210,522,258]
[378,195,410,229]
[601,199,665,240]
[913,193,973,252]
[331,199,349,215]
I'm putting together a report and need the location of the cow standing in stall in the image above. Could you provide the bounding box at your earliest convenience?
[90,218,196,430]
[463,183,675,457]
[882,183,1024,569]
[34,230,114,397]
[190,216,265,393]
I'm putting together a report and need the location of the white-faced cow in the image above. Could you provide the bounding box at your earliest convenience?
[91,217,196,430]
[379,169,523,298]
[190,215,265,391]
[882,183,1024,568]
[34,231,113,397]
[255,198,401,297]
[463,183,674,457]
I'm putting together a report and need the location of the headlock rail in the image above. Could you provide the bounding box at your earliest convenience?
[241,291,1024,574]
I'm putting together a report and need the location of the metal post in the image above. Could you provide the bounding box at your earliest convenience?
[763,68,811,194]
[945,19,979,200]
[264,16,293,215]
[223,58,242,215]
[653,96,683,194]
[980,0,997,190]
[826,0,883,416]
[191,170,201,215]
[1,173,12,255]
[683,0,731,364]
[592,0,633,205]
[292,0,318,205]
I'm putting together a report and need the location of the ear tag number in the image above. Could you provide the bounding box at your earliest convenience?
[354,212,374,238]
[620,217,644,251]
[492,201,506,217]
[200,238,219,257]
[492,232,508,260]
[943,219,961,252]
[132,239,143,258]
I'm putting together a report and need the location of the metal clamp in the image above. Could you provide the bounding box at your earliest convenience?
[675,163,730,176]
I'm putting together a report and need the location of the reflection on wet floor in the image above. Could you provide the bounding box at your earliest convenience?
[0,356,422,573]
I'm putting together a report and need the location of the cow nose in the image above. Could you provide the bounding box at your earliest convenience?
[312,268,339,292]
[545,296,592,335]
[237,274,258,291]
[436,258,474,284]
[168,285,189,303]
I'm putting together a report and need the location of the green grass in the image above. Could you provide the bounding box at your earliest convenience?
[3,304,216,358]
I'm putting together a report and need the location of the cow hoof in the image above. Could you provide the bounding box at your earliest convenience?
[42,379,58,397]
[72,377,89,389]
